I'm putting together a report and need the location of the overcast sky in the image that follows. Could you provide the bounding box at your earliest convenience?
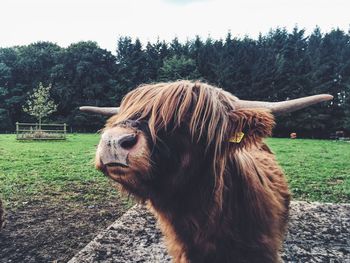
[1,0,349,53]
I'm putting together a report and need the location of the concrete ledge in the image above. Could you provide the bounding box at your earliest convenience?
[69,201,350,263]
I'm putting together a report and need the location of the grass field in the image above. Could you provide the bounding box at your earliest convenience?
[0,134,349,204]
[0,134,130,207]
[1,135,348,262]
[267,138,350,203]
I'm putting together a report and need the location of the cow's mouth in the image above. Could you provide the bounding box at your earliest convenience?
[106,163,129,168]
[104,163,130,177]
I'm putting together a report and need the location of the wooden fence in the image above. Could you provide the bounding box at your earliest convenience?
[16,122,67,140]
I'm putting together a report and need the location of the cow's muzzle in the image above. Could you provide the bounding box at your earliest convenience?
[99,131,138,167]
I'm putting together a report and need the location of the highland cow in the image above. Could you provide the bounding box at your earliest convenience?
[81,81,332,263]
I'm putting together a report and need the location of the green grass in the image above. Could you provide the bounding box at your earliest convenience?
[0,134,132,208]
[0,135,349,205]
[267,138,350,203]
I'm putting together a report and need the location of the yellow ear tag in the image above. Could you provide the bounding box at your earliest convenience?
[229,132,245,143]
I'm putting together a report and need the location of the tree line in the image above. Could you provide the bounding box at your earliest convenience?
[0,27,349,137]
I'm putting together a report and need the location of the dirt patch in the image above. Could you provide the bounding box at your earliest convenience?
[0,198,129,263]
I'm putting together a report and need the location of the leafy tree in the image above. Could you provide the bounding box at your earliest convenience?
[22,83,57,128]
[49,41,119,131]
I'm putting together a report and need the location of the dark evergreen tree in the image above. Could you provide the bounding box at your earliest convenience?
[115,37,149,88]
[158,55,200,81]
[0,28,348,136]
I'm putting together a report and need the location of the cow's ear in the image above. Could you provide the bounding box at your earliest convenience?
[228,109,275,148]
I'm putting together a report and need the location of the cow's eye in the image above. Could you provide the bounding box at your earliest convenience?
[134,112,142,119]
[129,120,140,128]
[117,119,140,128]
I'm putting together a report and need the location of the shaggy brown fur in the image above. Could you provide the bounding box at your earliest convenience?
[96,81,290,263]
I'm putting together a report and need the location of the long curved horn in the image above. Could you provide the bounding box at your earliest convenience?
[234,94,333,115]
[79,106,119,116]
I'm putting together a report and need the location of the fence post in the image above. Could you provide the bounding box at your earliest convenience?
[64,123,67,139]
[16,122,19,139]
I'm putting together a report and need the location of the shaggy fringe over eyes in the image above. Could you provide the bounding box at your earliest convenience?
[112,81,238,143]
[107,81,274,209]
[108,80,237,163]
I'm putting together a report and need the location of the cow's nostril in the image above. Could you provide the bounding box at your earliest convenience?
[119,134,137,149]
